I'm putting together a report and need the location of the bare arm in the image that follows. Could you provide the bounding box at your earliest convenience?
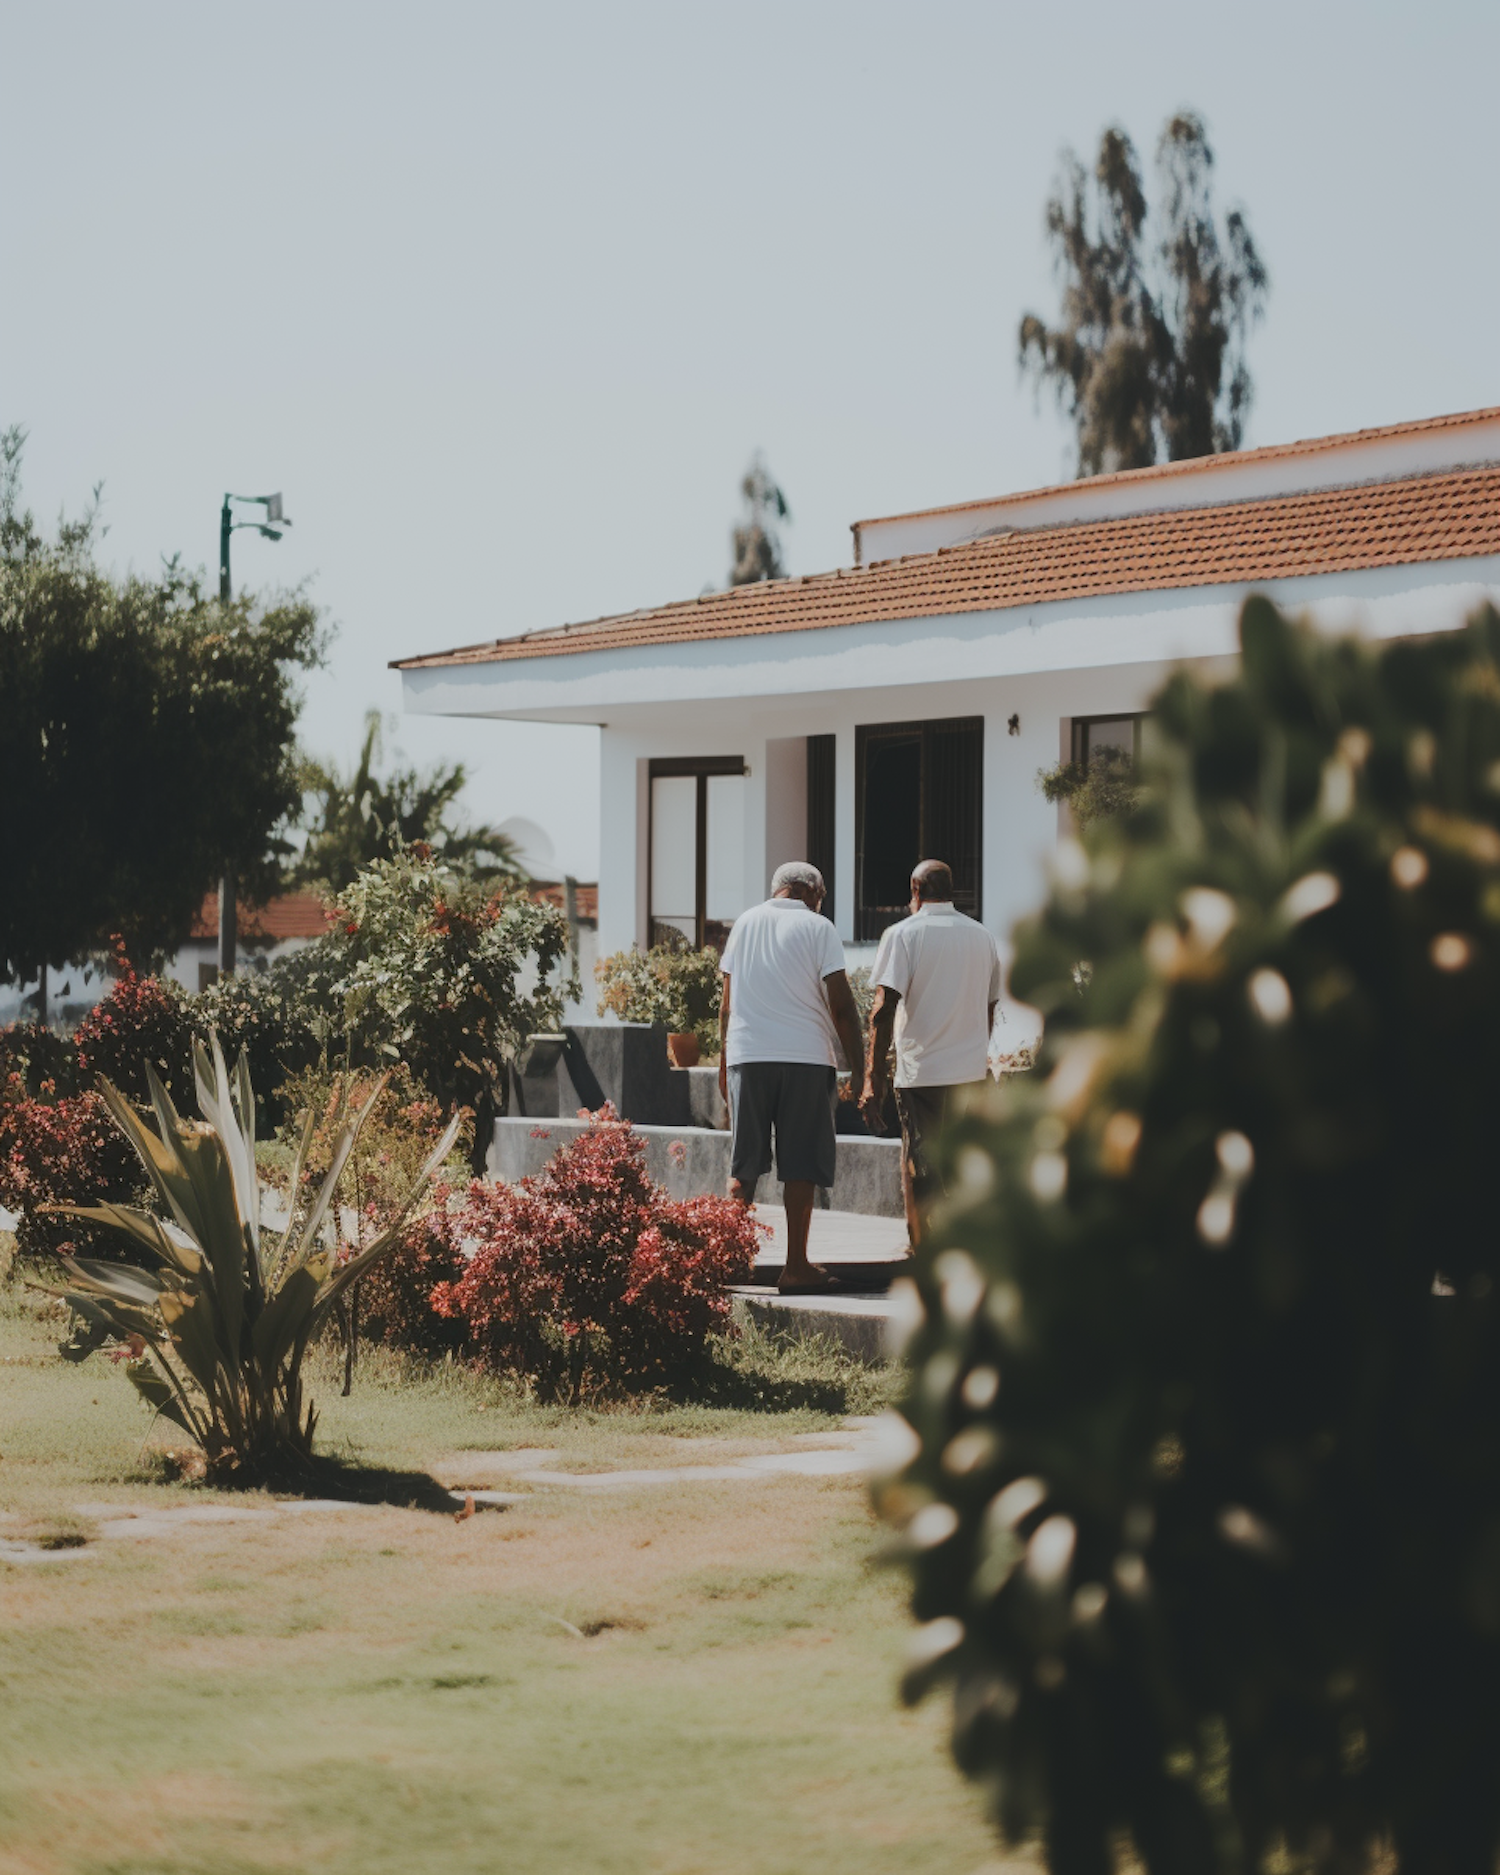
[987,999,998,1075]
[860,985,899,1130]
[717,973,732,1102]
[823,970,865,1101]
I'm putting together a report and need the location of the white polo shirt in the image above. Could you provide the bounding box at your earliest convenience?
[873,904,1002,1088]
[720,898,847,1067]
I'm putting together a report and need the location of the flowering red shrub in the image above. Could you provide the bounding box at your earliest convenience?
[0,1083,144,1259]
[75,947,192,1102]
[0,1022,80,1100]
[358,1182,472,1358]
[431,1110,762,1399]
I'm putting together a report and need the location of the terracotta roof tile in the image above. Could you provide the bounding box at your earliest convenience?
[188,892,331,942]
[395,465,1500,672]
[530,880,599,920]
[849,404,1500,532]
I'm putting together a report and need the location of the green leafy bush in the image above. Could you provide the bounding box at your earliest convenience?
[190,964,323,1131]
[295,845,575,1169]
[887,598,1500,1875]
[1036,744,1139,830]
[595,941,722,1056]
[0,1022,81,1100]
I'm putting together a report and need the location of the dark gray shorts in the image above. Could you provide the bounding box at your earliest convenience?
[896,1081,987,1200]
[727,1062,838,1192]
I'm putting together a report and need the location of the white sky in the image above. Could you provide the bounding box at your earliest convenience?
[4,0,1496,881]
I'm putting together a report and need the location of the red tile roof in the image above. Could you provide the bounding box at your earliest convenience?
[849,405,1500,534]
[189,884,598,939]
[188,892,330,943]
[394,464,1500,672]
[530,880,599,921]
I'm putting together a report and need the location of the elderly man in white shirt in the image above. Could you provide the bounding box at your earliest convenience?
[859,859,1002,1247]
[718,861,866,1293]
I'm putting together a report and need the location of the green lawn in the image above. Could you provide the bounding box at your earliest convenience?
[0,1288,1028,1875]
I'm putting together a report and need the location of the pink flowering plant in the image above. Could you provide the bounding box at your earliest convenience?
[1,1078,143,1259]
[426,1109,763,1401]
[74,941,193,1102]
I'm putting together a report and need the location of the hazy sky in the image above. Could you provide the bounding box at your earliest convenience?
[4,0,1496,879]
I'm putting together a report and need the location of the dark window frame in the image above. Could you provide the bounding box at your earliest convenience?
[646,754,747,951]
[806,734,836,923]
[1071,712,1146,767]
[854,715,983,942]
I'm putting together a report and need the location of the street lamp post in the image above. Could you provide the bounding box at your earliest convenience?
[216,491,292,977]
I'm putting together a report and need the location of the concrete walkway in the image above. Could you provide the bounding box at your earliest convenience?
[0,1422,903,1558]
[747,1202,909,1280]
[736,1203,908,1359]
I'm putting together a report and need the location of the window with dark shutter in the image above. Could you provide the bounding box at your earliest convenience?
[854,716,983,941]
[806,734,836,922]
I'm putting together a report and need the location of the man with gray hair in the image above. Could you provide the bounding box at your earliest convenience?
[717,862,865,1292]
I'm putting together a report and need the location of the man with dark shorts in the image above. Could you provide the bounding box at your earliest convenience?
[717,862,866,1294]
[860,860,1001,1247]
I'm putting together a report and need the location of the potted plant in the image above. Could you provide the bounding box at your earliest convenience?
[595,941,722,1066]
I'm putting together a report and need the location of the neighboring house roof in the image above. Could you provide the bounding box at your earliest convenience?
[188,891,330,943]
[394,462,1500,671]
[530,880,599,921]
[849,404,1500,538]
[188,884,599,939]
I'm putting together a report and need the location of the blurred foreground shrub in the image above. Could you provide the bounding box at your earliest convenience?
[887,598,1500,1875]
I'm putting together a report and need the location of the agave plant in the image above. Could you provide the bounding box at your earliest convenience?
[36,1035,460,1480]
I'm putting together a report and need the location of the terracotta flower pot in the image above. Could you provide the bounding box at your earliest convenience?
[667,1031,701,1069]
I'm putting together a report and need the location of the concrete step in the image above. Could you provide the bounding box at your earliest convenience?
[745,1202,910,1291]
[730,1289,901,1364]
[490,1114,904,1219]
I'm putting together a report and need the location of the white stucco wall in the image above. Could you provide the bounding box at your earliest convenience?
[586,655,1229,967]
[402,557,1500,986]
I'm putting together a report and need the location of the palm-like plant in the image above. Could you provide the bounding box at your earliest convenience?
[36,1035,459,1480]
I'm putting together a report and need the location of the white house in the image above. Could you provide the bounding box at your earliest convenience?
[394,407,1500,998]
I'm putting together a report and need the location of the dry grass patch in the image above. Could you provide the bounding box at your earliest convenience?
[0,1287,1028,1875]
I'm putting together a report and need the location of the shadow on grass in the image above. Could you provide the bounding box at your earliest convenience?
[290,1454,462,1514]
[687,1362,869,1416]
[135,1448,463,1515]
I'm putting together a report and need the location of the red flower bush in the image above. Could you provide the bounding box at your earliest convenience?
[0,1022,80,1100]
[356,1183,471,1358]
[0,1081,144,1258]
[430,1110,762,1399]
[75,946,192,1102]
